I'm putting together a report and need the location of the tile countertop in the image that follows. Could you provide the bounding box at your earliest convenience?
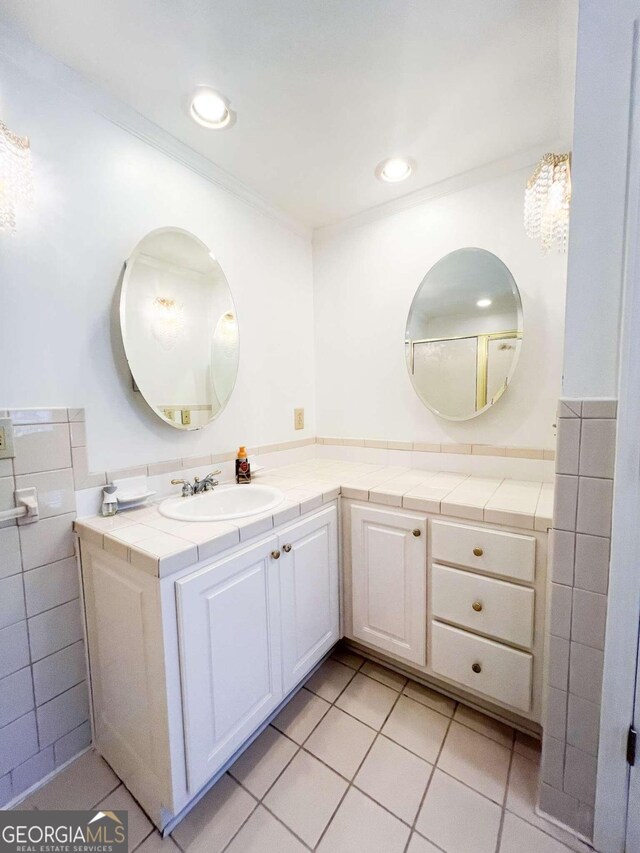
[74,460,554,578]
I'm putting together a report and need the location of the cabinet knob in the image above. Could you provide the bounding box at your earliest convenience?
[283,544,292,553]
[472,601,483,612]
[271,550,281,560]
[472,662,482,674]
[412,528,421,537]
[473,547,484,557]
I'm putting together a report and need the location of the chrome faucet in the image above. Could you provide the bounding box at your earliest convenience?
[171,470,221,497]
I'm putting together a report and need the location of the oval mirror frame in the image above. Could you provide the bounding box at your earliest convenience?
[405,248,523,421]
[120,227,239,430]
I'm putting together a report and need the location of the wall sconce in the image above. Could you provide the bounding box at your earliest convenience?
[152,297,184,350]
[524,153,571,253]
[0,120,34,233]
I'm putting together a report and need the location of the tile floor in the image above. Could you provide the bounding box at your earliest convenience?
[11,646,594,853]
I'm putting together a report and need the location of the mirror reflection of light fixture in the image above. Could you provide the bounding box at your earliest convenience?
[524,153,571,253]
[152,297,184,350]
[0,120,34,233]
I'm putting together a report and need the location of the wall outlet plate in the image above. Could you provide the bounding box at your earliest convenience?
[0,417,15,459]
[294,408,304,430]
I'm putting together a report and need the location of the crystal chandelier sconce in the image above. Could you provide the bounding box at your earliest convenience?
[524,153,571,253]
[152,297,184,350]
[0,120,34,233]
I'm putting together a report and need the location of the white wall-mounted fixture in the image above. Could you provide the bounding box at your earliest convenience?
[524,152,571,253]
[0,120,34,233]
[375,157,414,183]
[0,487,39,525]
[189,87,235,129]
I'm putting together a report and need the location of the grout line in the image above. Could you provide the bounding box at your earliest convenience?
[494,729,516,853]
[130,828,155,852]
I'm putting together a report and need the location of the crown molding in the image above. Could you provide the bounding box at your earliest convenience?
[0,21,311,240]
[313,139,571,242]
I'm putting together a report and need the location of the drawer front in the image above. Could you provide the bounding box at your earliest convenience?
[431,520,535,582]
[431,564,535,648]
[430,621,533,712]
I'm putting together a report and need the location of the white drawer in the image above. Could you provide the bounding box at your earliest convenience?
[431,564,534,648]
[430,621,533,712]
[431,520,535,582]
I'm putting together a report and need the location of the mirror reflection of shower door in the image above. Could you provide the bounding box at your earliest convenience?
[413,338,477,418]
[487,336,520,403]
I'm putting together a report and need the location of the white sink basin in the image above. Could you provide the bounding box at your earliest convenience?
[159,484,285,522]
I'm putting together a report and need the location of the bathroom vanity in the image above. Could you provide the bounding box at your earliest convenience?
[76,460,552,831]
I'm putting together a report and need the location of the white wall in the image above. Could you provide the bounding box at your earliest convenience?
[0,42,315,471]
[313,167,567,449]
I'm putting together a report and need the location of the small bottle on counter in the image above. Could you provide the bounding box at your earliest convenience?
[101,484,118,517]
[235,446,251,484]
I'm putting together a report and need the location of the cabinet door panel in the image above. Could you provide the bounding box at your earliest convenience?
[279,505,339,692]
[176,538,282,792]
[351,505,427,665]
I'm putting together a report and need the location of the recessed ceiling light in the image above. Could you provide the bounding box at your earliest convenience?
[376,157,414,183]
[190,87,234,129]
[477,298,492,308]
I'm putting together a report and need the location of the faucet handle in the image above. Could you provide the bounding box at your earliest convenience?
[207,470,222,478]
[171,479,194,497]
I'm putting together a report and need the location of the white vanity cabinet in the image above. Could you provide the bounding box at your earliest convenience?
[79,502,339,830]
[343,500,548,725]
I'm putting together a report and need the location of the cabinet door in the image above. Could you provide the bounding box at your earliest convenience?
[351,505,427,665]
[279,505,339,693]
[175,537,282,793]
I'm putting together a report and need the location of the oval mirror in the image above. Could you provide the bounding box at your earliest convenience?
[405,248,522,421]
[120,227,239,429]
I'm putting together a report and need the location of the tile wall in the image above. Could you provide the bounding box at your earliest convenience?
[539,398,617,840]
[0,408,90,806]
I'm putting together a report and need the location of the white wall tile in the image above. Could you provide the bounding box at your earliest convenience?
[15,469,75,519]
[538,783,578,829]
[70,422,86,448]
[0,528,22,579]
[540,737,565,789]
[11,747,55,796]
[9,409,68,425]
[571,589,607,649]
[581,400,617,419]
[28,599,83,662]
[13,424,71,475]
[19,512,76,571]
[576,477,613,538]
[548,635,570,691]
[0,712,39,776]
[574,533,610,594]
[553,475,578,531]
[23,557,79,617]
[564,746,597,806]
[569,642,604,704]
[0,622,30,679]
[549,583,572,639]
[567,694,600,755]
[36,681,89,747]
[579,419,616,478]
[0,575,26,630]
[33,641,86,706]
[0,477,15,513]
[0,667,34,727]
[53,720,91,767]
[545,688,568,740]
[555,418,580,475]
[550,530,575,585]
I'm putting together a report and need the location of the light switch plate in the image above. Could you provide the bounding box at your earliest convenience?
[294,408,304,430]
[0,417,15,459]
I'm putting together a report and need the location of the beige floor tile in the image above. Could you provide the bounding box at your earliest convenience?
[29,751,119,810]
[354,734,432,823]
[305,706,376,779]
[305,659,356,702]
[407,833,442,853]
[225,805,307,853]
[500,812,576,853]
[453,704,514,748]
[134,832,180,853]
[263,751,347,847]
[382,695,449,763]
[416,769,502,853]
[438,721,511,803]
[95,784,153,850]
[330,646,365,670]
[403,681,456,717]
[228,726,297,798]
[335,673,398,729]
[171,774,256,853]
[316,787,410,853]
[514,731,542,762]
[360,661,407,691]
[271,688,330,744]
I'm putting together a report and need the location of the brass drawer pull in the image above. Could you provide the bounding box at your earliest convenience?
[472,601,483,612]
[283,544,292,553]
[412,528,421,537]
[473,547,484,557]
[271,550,281,560]
[472,662,482,674]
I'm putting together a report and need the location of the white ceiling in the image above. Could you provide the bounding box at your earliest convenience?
[1,0,577,229]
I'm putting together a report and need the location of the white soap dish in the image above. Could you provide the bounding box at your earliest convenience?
[112,476,157,509]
